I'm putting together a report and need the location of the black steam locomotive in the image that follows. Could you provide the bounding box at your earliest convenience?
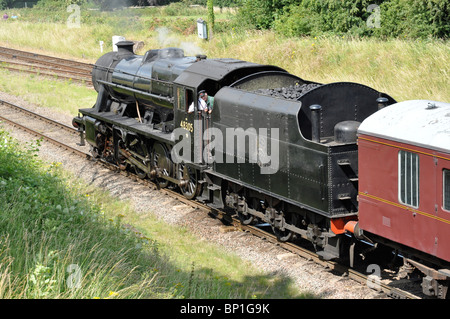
[73,41,396,261]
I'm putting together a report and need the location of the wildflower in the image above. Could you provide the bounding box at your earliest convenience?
[174,282,183,289]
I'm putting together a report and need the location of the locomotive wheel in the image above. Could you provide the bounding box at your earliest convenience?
[238,211,255,225]
[237,197,254,225]
[273,226,293,242]
[116,138,128,171]
[90,146,100,158]
[151,142,172,188]
[177,163,201,200]
[271,211,296,242]
[134,165,148,179]
[129,137,150,179]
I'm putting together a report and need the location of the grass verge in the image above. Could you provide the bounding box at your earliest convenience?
[0,129,310,298]
[0,69,97,116]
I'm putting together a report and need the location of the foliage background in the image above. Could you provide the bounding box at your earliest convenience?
[237,0,449,39]
[1,0,449,39]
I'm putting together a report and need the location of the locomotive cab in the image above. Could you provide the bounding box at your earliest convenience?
[172,58,287,165]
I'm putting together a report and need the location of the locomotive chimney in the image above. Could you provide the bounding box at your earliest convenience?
[377,97,389,110]
[116,40,135,56]
[310,104,322,143]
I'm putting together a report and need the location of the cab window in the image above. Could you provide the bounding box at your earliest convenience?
[177,87,194,112]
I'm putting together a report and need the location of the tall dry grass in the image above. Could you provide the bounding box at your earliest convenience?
[1,16,448,102]
[202,31,449,102]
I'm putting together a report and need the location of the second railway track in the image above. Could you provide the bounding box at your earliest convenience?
[0,46,93,87]
[0,97,425,299]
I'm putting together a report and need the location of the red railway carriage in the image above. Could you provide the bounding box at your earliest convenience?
[357,100,450,265]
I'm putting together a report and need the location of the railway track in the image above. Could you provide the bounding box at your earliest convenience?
[0,46,93,87]
[0,98,424,299]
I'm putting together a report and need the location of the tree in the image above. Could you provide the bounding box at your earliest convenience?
[0,0,16,9]
[207,0,214,38]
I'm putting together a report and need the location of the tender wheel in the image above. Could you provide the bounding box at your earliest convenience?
[267,208,296,242]
[273,225,293,242]
[238,211,254,225]
[237,196,254,225]
[151,142,172,188]
[178,163,201,199]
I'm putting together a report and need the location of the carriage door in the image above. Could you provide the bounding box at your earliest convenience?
[435,157,450,261]
[175,86,203,164]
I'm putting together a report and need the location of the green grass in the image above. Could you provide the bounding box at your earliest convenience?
[0,130,309,298]
[0,69,97,116]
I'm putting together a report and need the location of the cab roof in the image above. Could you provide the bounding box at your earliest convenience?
[173,58,285,88]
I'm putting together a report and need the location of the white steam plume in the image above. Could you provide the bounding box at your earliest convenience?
[155,27,205,56]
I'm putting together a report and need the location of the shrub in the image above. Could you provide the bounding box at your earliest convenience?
[376,0,450,38]
[238,0,449,39]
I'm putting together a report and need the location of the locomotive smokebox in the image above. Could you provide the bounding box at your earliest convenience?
[334,120,360,144]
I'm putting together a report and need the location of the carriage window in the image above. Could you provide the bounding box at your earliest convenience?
[398,151,419,208]
[444,169,450,211]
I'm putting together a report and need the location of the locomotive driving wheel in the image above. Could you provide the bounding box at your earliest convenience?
[134,162,149,179]
[177,163,201,199]
[130,138,150,180]
[151,142,172,188]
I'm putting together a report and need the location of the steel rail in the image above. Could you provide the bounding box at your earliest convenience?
[0,47,93,87]
[0,100,79,134]
[0,59,91,78]
[0,64,92,86]
[0,46,93,70]
[0,114,89,158]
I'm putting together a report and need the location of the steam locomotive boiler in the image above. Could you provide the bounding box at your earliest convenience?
[73,41,396,263]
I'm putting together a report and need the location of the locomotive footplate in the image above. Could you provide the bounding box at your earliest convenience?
[78,108,175,145]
